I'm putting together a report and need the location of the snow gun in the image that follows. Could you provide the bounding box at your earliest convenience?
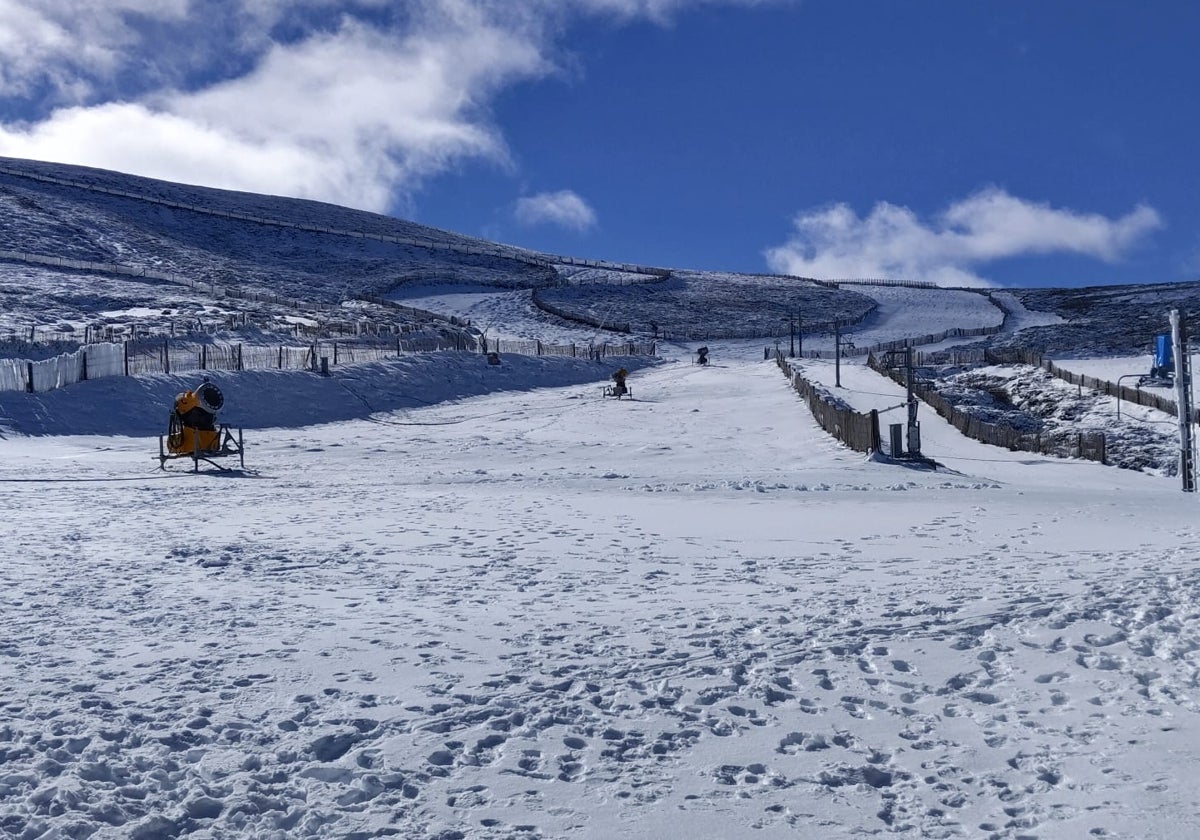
[603,367,631,399]
[158,378,245,471]
[1138,334,1175,388]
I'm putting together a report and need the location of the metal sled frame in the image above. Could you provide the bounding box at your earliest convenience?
[158,424,245,472]
[1138,374,1174,389]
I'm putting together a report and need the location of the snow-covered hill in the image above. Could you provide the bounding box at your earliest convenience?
[0,156,558,308]
[5,156,1194,360]
[5,159,1200,840]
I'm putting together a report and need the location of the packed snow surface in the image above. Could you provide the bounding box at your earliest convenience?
[5,343,1200,839]
[4,158,1200,840]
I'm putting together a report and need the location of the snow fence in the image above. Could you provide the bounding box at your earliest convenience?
[775,351,880,453]
[0,336,657,394]
[867,351,1107,463]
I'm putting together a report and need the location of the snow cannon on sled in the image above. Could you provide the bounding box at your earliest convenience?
[1138,334,1175,388]
[158,378,245,472]
[603,367,631,399]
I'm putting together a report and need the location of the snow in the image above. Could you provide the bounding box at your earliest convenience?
[391,282,1008,361]
[390,285,592,346]
[838,285,1003,349]
[987,290,1064,333]
[7,341,1200,839]
[4,159,1200,839]
[1052,355,1157,382]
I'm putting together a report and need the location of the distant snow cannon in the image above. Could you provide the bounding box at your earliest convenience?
[158,378,245,472]
[603,367,631,399]
[1139,334,1175,387]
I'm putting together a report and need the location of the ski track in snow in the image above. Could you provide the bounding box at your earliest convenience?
[5,355,1200,839]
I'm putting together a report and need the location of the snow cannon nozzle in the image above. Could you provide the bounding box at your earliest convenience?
[195,381,224,415]
[173,381,224,422]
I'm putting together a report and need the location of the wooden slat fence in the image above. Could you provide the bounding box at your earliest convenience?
[6,333,657,394]
[775,352,880,453]
[916,346,1198,423]
[1039,354,1196,423]
[867,352,1107,463]
[481,338,656,358]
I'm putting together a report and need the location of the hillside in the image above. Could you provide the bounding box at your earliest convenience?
[1004,282,1200,356]
[4,159,1200,840]
[5,156,1197,363]
[0,156,555,291]
[0,157,985,353]
[2,157,1196,481]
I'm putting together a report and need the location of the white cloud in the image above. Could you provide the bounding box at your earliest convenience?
[0,0,778,212]
[764,188,1163,287]
[0,0,190,98]
[0,102,390,208]
[515,190,597,231]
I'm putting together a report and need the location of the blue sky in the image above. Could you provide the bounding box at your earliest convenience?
[0,1,1195,287]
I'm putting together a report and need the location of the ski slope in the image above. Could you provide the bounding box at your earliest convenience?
[4,347,1200,839]
[3,158,1200,839]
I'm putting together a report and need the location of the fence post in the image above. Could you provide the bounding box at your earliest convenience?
[81,350,88,382]
[124,341,130,376]
[26,362,33,393]
[237,344,243,371]
[163,337,170,375]
[201,344,207,370]
[278,346,283,369]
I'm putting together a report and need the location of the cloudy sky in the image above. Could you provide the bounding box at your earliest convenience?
[0,1,1195,286]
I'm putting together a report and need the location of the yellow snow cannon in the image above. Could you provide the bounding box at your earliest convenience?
[603,367,632,399]
[158,378,245,472]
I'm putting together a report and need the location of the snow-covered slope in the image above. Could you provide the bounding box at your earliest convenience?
[5,158,1200,840]
[0,157,558,306]
[5,355,1200,839]
[0,157,1006,352]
